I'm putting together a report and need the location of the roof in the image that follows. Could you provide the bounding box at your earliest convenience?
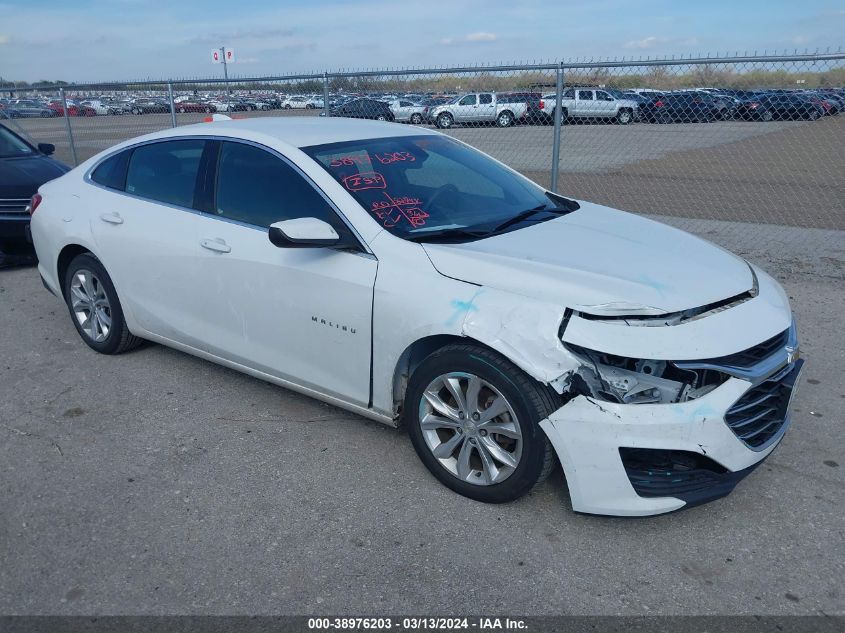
[171,116,439,148]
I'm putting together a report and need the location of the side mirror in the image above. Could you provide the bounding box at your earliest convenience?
[38,143,55,156]
[268,217,340,248]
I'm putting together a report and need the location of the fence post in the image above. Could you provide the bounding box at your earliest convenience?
[59,87,78,167]
[167,82,177,128]
[322,72,330,117]
[549,62,564,193]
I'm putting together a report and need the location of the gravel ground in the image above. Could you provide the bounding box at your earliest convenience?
[0,218,843,616]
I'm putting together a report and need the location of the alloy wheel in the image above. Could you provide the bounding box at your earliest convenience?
[70,269,112,343]
[419,372,523,485]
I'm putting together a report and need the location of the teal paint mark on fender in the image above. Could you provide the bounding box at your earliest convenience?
[446,289,483,327]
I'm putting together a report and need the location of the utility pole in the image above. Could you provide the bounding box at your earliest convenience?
[220,46,231,100]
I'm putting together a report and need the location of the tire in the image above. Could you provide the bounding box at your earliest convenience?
[559,107,569,124]
[809,109,821,120]
[205,107,212,113]
[177,107,185,113]
[404,343,559,503]
[63,253,142,355]
[436,112,454,129]
[496,110,514,127]
[376,114,387,121]
[760,109,773,122]
[616,108,633,124]
[410,113,423,125]
[284,104,291,109]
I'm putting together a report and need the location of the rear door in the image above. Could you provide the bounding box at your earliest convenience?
[88,139,209,347]
[575,90,597,117]
[477,93,496,120]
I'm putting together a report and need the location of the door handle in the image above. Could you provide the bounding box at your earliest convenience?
[200,238,231,253]
[100,212,123,225]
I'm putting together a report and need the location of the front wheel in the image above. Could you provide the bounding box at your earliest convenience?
[63,253,142,355]
[405,344,558,503]
[616,108,633,124]
[410,113,423,125]
[436,113,454,129]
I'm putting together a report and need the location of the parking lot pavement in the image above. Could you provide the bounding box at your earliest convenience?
[1,221,843,615]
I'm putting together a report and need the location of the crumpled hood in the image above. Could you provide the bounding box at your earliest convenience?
[422,202,753,315]
[0,155,69,199]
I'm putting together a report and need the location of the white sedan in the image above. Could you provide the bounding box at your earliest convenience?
[387,99,426,124]
[28,117,801,516]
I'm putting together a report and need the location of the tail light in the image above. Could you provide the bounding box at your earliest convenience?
[28,193,42,216]
[539,99,545,110]
[654,100,664,107]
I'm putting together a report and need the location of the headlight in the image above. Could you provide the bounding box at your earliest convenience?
[565,344,728,405]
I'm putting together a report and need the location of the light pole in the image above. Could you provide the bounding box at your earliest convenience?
[219,46,232,102]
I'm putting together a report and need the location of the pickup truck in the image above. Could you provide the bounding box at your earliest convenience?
[429,92,529,128]
[541,88,639,124]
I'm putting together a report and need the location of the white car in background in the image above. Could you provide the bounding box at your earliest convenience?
[207,100,232,112]
[80,100,110,115]
[282,96,310,109]
[429,92,528,128]
[388,99,426,124]
[28,117,801,517]
[541,88,639,124]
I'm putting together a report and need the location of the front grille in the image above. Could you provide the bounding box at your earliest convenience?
[705,329,789,369]
[0,198,31,218]
[725,360,803,448]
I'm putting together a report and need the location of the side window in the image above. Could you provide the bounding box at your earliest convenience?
[125,140,205,208]
[459,95,477,106]
[577,91,594,101]
[479,93,493,104]
[90,150,131,190]
[215,142,340,230]
[596,91,614,101]
[562,89,575,99]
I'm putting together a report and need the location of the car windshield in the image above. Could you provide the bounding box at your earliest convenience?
[0,125,35,158]
[303,134,578,242]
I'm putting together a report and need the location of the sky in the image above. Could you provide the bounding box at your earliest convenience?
[0,0,843,84]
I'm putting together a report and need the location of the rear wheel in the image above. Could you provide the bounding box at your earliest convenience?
[496,110,514,127]
[616,108,633,124]
[436,112,454,129]
[809,109,821,120]
[63,253,142,355]
[410,113,423,125]
[405,344,558,503]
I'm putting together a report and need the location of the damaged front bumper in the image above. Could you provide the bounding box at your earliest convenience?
[540,358,803,516]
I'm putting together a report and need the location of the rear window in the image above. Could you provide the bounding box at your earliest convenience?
[90,150,131,190]
[125,140,205,208]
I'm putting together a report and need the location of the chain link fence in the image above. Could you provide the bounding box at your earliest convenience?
[3,52,844,268]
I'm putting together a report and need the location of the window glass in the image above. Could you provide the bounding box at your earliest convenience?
[91,150,130,190]
[125,140,205,207]
[459,95,477,106]
[563,89,575,99]
[0,126,34,157]
[215,142,339,229]
[577,91,594,100]
[479,94,493,104]
[303,135,576,241]
[596,91,614,101]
